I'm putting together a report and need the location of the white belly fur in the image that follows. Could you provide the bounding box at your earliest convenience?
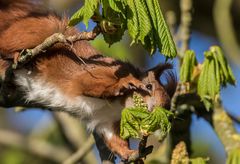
[14,69,123,138]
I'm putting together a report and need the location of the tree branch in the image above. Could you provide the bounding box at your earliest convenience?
[63,135,95,164]
[213,102,240,153]
[177,0,193,58]
[53,112,87,150]
[53,112,97,164]
[213,0,240,66]
[0,129,71,163]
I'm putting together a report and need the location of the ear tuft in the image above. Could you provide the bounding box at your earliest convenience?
[148,63,177,98]
[163,70,177,98]
[148,63,173,78]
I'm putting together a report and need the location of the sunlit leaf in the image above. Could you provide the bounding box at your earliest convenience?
[150,0,177,58]
[126,0,139,43]
[180,50,197,83]
[120,94,172,139]
[68,0,99,27]
[141,107,172,136]
[120,107,149,139]
[190,157,209,164]
[197,46,236,110]
[227,148,240,164]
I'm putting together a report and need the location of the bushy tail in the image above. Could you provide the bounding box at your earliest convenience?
[0,0,66,59]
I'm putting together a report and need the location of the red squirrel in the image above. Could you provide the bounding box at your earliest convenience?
[0,0,177,160]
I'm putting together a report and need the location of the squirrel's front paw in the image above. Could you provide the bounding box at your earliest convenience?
[120,149,138,161]
[123,146,153,163]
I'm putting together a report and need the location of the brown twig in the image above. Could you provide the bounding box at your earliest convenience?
[139,136,148,154]
[126,136,153,164]
[12,26,101,69]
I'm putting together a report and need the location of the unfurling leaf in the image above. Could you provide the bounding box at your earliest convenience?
[126,0,139,42]
[120,93,172,139]
[147,0,177,58]
[227,148,240,164]
[134,0,152,44]
[120,107,149,139]
[107,0,125,13]
[210,46,236,85]
[69,0,177,58]
[197,46,236,110]
[180,50,197,83]
[129,0,177,57]
[68,0,99,27]
[141,107,172,136]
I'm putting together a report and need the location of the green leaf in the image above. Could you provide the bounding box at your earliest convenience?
[108,0,125,13]
[126,0,139,43]
[180,50,197,82]
[227,64,236,85]
[143,31,157,55]
[190,157,209,164]
[211,46,236,85]
[212,53,221,93]
[149,0,177,58]
[198,57,214,110]
[68,0,177,58]
[68,0,99,27]
[134,0,152,44]
[120,107,149,139]
[120,94,172,139]
[212,47,229,79]
[101,0,127,45]
[202,96,213,111]
[141,107,172,136]
[126,0,177,57]
[207,55,216,99]
[101,20,126,45]
[227,148,240,164]
[197,46,236,110]
[198,58,209,98]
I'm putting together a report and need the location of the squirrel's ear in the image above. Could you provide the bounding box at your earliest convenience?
[163,71,177,98]
[148,63,177,98]
[148,63,173,78]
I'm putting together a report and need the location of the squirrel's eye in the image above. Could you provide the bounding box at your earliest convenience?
[146,84,152,91]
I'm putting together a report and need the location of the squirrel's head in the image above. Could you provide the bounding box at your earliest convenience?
[133,63,177,111]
